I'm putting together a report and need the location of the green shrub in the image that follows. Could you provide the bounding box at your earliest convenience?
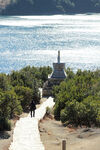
[14,86,33,111]
[0,65,52,131]
[60,98,100,127]
[96,111,100,126]
[0,118,11,131]
[46,107,51,115]
[54,69,100,127]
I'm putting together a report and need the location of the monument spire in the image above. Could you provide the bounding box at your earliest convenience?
[43,50,66,96]
[58,50,60,63]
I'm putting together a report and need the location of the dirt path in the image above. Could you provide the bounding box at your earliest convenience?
[39,116,100,150]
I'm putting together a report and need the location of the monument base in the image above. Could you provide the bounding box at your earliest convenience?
[43,78,64,97]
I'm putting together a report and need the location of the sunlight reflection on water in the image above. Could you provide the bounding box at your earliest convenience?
[0,14,100,73]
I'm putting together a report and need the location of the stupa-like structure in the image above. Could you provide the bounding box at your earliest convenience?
[43,51,66,96]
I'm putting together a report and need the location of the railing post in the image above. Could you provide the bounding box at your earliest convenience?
[62,139,66,150]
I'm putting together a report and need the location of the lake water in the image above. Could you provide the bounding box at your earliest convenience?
[0,14,100,73]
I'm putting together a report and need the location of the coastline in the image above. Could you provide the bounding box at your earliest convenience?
[1,12,100,16]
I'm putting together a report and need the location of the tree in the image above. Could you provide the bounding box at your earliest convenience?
[33,79,41,104]
[14,86,33,111]
[0,90,22,130]
[0,74,11,91]
[53,68,100,127]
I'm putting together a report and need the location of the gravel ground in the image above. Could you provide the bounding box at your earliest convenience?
[39,115,100,150]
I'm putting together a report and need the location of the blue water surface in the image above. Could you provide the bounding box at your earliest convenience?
[0,14,100,73]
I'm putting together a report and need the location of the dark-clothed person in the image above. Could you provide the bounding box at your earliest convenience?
[30,100,36,117]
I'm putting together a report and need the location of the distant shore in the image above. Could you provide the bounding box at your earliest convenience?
[1,0,100,16]
[1,12,100,16]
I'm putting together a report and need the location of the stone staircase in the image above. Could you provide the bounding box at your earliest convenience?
[9,97,55,150]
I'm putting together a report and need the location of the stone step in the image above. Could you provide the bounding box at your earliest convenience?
[9,97,55,150]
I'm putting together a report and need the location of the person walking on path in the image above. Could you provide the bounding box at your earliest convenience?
[30,100,36,117]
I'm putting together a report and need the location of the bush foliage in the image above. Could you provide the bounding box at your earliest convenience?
[53,68,100,127]
[0,65,52,130]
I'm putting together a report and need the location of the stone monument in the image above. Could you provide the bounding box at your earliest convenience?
[43,51,66,96]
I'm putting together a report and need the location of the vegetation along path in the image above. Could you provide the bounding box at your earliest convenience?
[9,97,55,150]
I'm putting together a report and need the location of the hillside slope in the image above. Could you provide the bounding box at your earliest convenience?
[0,0,10,12]
[0,0,100,15]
